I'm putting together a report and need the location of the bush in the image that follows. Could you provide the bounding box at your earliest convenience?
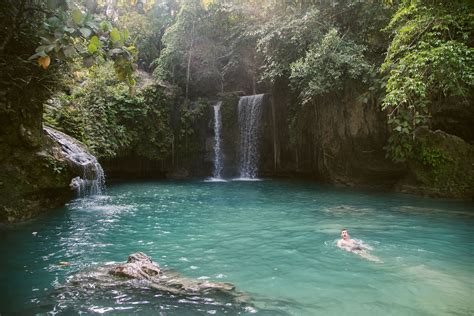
[44,62,176,160]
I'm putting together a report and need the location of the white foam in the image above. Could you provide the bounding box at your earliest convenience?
[231,177,263,182]
[203,177,228,183]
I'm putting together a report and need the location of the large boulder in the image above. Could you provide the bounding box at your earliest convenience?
[0,126,103,223]
[395,127,474,199]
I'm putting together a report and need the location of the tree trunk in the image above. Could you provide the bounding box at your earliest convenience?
[185,20,195,101]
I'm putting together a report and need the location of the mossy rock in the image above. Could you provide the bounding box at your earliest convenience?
[399,127,474,199]
[0,126,100,223]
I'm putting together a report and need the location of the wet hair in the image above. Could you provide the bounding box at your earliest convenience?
[341,228,347,232]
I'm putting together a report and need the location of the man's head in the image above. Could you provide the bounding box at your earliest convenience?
[341,228,349,240]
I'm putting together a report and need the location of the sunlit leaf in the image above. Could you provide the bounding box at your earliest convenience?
[90,35,100,46]
[72,9,83,25]
[88,36,100,54]
[88,43,98,54]
[110,28,121,43]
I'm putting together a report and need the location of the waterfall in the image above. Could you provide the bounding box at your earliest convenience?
[212,101,224,179]
[238,94,264,179]
[44,126,105,196]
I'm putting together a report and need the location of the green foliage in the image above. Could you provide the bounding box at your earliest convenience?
[44,62,175,160]
[290,29,370,104]
[419,146,450,170]
[154,0,203,80]
[181,101,208,135]
[31,1,138,90]
[381,0,474,161]
[175,101,210,159]
[256,8,326,83]
[43,154,66,174]
[117,1,178,71]
[154,0,231,97]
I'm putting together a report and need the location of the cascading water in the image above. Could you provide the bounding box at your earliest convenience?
[212,101,224,179]
[44,126,105,196]
[237,94,264,179]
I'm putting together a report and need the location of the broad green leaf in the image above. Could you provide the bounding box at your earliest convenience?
[79,27,92,38]
[64,26,75,34]
[72,9,83,25]
[100,21,111,32]
[122,29,129,41]
[40,36,53,45]
[110,28,121,43]
[90,35,100,46]
[88,43,97,54]
[46,16,60,26]
[28,51,47,60]
[87,36,100,54]
[36,46,47,53]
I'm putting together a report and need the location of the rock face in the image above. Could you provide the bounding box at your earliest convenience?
[101,156,167,180]
[396,127,474,199]
[213,84,404,185]
[62,252,249,306]
[211,81,472,198]
[0,126,103,223]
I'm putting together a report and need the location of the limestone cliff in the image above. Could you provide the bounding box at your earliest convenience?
[0,126,102,222]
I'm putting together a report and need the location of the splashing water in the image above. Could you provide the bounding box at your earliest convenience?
[44,126,105,196]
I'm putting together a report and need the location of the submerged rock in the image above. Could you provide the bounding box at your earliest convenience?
[61,252,250,306]
[107,252,239,297]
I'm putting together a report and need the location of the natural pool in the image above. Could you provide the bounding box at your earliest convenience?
[0,180,473,315]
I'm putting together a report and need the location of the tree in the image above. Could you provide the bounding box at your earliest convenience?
[381,0,473,161]
[290,29,370,104]
[30,0,138,91]
[154,0,206,100]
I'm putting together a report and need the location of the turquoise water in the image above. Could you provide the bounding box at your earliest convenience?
[1,180,473,315]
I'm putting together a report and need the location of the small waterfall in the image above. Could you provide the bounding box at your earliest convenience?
[238,94,264,179]
[44,126,105,196]
[212,101,224,179]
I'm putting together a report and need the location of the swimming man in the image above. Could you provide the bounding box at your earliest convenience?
[337,228,382,263]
